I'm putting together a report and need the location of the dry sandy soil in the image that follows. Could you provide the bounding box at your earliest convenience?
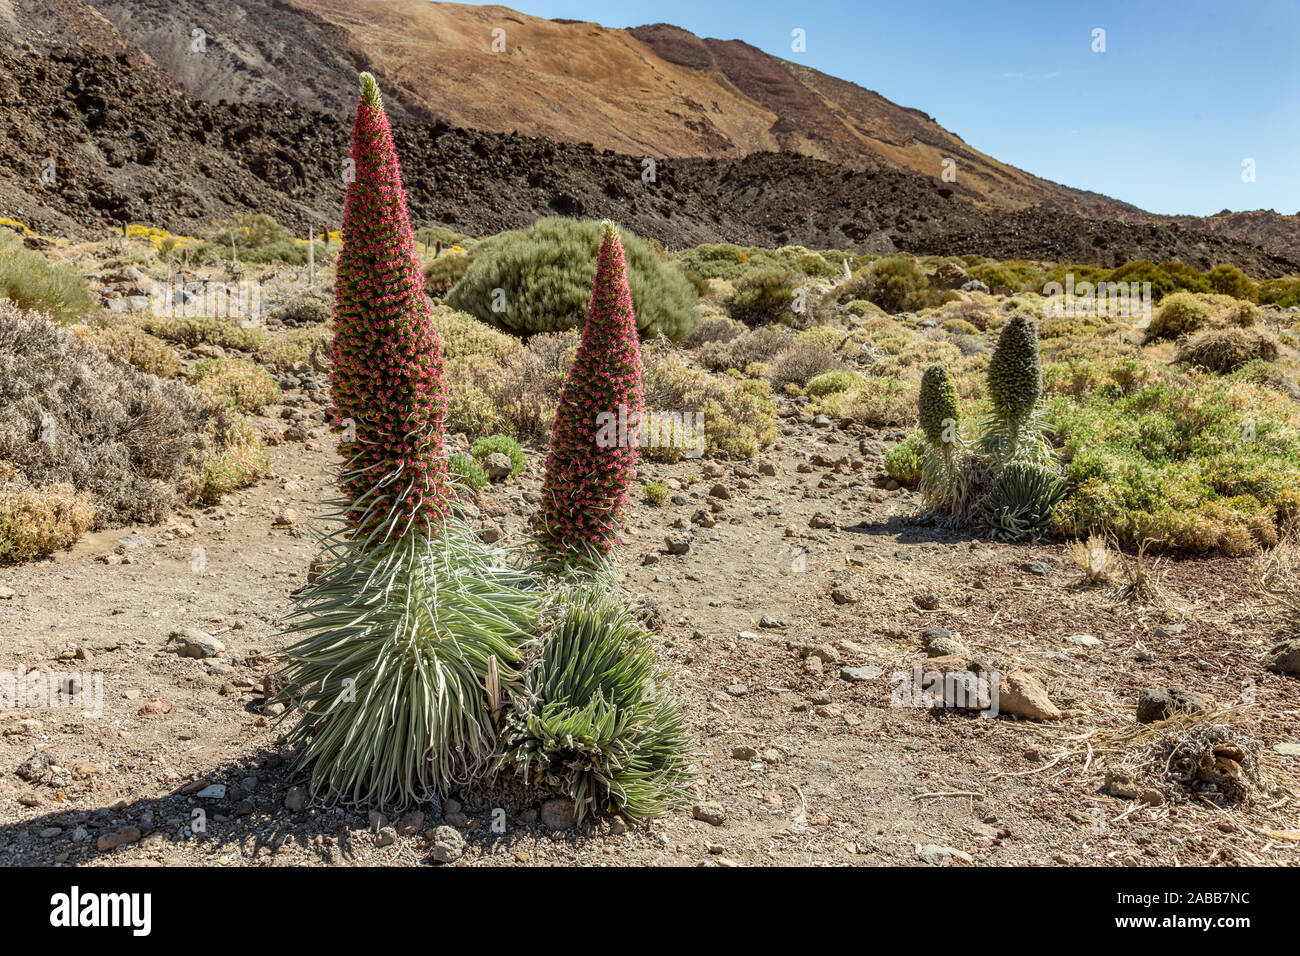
[2,381,1299,868]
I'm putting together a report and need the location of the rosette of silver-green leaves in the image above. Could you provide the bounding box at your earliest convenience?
[977,461,1067,540]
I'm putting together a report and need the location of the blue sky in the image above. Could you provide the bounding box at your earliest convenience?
[459,0,1299,216]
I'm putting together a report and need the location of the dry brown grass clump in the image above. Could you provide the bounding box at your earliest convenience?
[695,325,787,372]
[0,302,249,536]
[74,324,183,378]
[1104,712,1271,806]
[1255,535,1300,635]
[1066,533,1116,585]
[0,462,95,562]
[1174,326,1279,374]
[768,338,842,388]
[446,329,577,438]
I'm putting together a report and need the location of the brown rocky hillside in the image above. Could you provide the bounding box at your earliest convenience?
[1,0,1296,266]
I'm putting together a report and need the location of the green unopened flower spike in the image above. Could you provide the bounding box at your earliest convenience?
[987,313,1042,425]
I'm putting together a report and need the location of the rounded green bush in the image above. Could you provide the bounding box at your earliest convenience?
[884,432,925,485]
[805,369,863,397]
[725,269,801,326]
[1147,292,1212,340]
[422,253,471,298]
[842,255,945,314]
[447,218,699,340]
[471,433,526,476]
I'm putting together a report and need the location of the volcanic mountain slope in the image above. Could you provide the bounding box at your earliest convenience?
[14,0,1135,218]
[1,43,1294,278]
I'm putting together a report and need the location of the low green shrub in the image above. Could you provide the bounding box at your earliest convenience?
[422,253,471,298]
[884,431,925,484]
[188,358,281,412]
[77,324,181,377]
[726,269,802,326]
[448,451,488,491]
[840,255,948,314]
[471,434,526,476]
[448,218,699,340]
[1259,278,1300,309]
[1206,265,1259,301]
[805,369,864,397]
[142,315,267,351]
[0,230,95,322]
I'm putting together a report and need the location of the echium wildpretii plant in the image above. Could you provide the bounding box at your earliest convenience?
[273,74,537,807]
[331,72,450,543]
[502,221,692,819]
[980,313,1052,465]
[915,313,1064,539]
[533,220,645,570]
[917,363,967,515]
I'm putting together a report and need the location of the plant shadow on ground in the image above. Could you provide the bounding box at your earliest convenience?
[845,512,987,546]
[0,742,614,866]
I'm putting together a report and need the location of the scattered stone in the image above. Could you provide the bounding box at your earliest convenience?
[913,591,941,611]
[840,665,884,682]
[1264,638,1300,675]
[0,586,15,599]
[16,750,55,782]
[284,786,309,813]
[97,827,142,853]
[725,683,748,697]
[692,802,726,826]
[830,586,858,605]
[483,452,513,482]
[170,627,225,659]
[1020,561,1051,577]
[809,512,835,529]
[374,827,398,847]
[272,508,298,527]
[759,614,786,629]
[195,784,227,799]
[664,535,692,556]
[1273,743,1300,757]
[137,698,173,717]
[924,634,971,658]
[916,843,973,866]
[731,745,758,760]
[1136,687,1213,724]
[997,669,1062,722]
[397,811,425,835]
[1105,769,1141,799]
[429,825,465,863]
[540,797,578,830]
[708,482,731,500]
[1065,633,1101,647]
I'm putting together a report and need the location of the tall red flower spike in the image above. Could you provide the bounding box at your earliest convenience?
[535,222,645,562]
[331,73,450,539]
